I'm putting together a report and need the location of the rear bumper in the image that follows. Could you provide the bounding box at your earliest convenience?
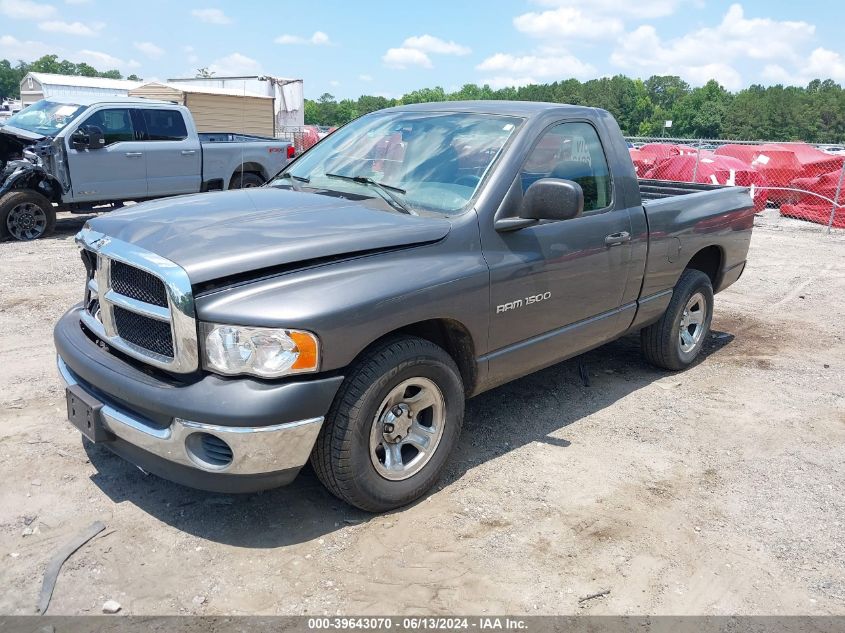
[54,306,344,493]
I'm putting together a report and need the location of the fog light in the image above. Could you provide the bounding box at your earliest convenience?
[185,432,233,470]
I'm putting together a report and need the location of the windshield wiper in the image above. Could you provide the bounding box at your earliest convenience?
[324,173,416,215]
[275,172,310,191]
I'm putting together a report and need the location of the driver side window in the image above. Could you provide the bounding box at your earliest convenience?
[521,121,612,213]
[78,108,135,146]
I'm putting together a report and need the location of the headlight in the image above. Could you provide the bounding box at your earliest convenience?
[200,323,320,378]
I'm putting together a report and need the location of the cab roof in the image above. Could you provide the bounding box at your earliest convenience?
[383,100,602,119]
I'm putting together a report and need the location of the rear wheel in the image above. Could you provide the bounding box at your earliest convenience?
[0,191,56,241]
[228,172,264,189]
[641,269,714,370]
[311,336,464,512]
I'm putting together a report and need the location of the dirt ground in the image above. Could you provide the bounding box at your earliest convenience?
[0,211,843,616]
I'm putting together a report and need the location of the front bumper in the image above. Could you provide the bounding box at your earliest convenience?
[54,306,344,493]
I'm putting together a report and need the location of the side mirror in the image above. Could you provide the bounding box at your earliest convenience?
[519,178,584,222]
[72,125,105,150]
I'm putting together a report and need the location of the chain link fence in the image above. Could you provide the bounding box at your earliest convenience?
[626,136,845,233]
[277,125,337,155]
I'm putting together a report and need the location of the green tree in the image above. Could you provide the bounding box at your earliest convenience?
[644,75,690,111]
[672,80,732,138]
[293,76,845,142]
[400,86,446,104]
[0,59,26,99]
[303,99,319,124]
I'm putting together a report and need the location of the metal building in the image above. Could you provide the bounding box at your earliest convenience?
[19,72,143,108]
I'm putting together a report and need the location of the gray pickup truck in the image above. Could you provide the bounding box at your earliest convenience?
[0,96,293,240]
[54,101,754,511]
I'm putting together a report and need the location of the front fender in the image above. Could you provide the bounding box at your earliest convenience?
[0,160,59,200]
[193,226,490,373]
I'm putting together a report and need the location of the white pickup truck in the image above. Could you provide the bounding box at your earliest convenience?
[0,96,294,240]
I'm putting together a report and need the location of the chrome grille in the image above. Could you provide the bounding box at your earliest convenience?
[75,228,198,373]
[110,260,168,307]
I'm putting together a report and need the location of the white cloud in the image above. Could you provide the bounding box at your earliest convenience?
[0,0,57,19]
[359,74,373,82]
[531,0,685,19]
[763,49,845,86]
[182,45,199,63]
[401,34,470,56]
[382,47,432,69]
[134,41,164,59]
[311,31,330,46]
[514,6,623,40]
[38,20,104,36]
[477,50,597,87]
[64,0,92,3]
[0,34,52,60]
[76,49,124,70]
[127,59,141,69]
[275,31,333,46]
[480,76,539,90]
[382,33,471,69]
[191,8,231,25]
[804,47,845,81]
[208,52,261,76]
[329,80,340,87]
[275,34,302,45]
[609,4,816,90]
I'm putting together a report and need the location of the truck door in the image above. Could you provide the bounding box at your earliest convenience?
[136,108,201,196]
[483,120,634,382]
[66,107,147,202]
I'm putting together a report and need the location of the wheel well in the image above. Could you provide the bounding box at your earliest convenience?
[232,162,266,181]
[685,245,723,286]
[378,319,477,394]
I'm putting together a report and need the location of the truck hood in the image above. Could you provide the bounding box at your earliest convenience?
[0,125,46,143]
[87,188,452,284]
[0,126,45,161]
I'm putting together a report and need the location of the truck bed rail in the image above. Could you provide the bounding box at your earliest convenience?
[639,178,726,201]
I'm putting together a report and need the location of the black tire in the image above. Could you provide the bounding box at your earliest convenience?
[641,269,714,371]
[228,172,264,189]
[311,336,465,512]
[0,190,56,241]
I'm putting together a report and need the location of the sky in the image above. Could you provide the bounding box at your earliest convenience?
[2,0,845,99]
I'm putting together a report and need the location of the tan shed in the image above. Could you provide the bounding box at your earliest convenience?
[129,81,276,137]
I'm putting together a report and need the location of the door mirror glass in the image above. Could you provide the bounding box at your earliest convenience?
[519,178,584,222]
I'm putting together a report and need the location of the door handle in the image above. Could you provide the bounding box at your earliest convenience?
[125,152,143,157]
[181,150,197,156]
[604,231,631,246]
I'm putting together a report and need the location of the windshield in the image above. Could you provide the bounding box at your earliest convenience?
[5,100,87,136]
[270,111,522,214]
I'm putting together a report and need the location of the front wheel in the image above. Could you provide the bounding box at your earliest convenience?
[311,336,464,512]
[0,191,56,241]
[641,269,714,370]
